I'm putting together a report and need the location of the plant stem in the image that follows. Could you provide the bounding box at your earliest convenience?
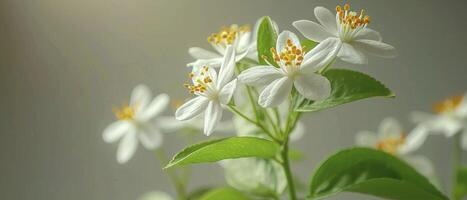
[155,149,188,200]
[281,138,297,200]
[452,132,463,200]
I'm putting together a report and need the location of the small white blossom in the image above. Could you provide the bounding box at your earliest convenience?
[138,191,173,200]
[293,4,396,64]
[103,85,169,164]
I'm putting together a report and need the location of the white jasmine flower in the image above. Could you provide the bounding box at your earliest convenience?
[410,94,467,150]
[103,85,169,164]
[356,117,435,177]
[176,46,237,136]
[293,4,396,64]
[138,191,173,200]
[238,30,341,107]
[188,24,255,70]
[156,115,234,134]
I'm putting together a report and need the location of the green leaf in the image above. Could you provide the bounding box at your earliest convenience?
[301,39,318,53]
[454,167,467,200]
[199,187,251,200]
[165,137,280,169]
[309,148,448,200]
[257,16,278,67]
[296,68,394,112]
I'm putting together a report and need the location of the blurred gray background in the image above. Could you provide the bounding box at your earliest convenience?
[1,0,466,199]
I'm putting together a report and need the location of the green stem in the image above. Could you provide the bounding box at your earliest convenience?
[452,133,463,200]
[155,149,187,200]
[281,138,297,200]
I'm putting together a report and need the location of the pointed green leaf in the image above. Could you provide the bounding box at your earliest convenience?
[165,137,280,169]
[296,68,394,112]
[257,16,278,67]
[454,167,467,200]
[301,39,318,53]
[200,187,251,200]
[309,148,448,200]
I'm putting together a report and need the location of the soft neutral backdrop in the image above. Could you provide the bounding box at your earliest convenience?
[1,0,466,199]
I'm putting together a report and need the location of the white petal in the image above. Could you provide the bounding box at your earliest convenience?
[138,125,163,150]
[219,79,237,105]
[276,31,301,52]
[457,93,467,117]
[353,39,397,58]
[204,101,223,136]
[290,121,305,141]
[258,77,293,107]
[188,47,220,59]
[237,32,252,52]
[103,121,132,143]
[137,93,170,122]
[420,116,463,137]
[337,43,368,64]
[131,84,152,111]
[238,65,283,86]
[404,155,435,178]
[355,131,378,147]
[155,116,185,133]
[314,6,338,35]
[117,129,138,164]
[461,130,467,151]
[293,20,335,42]
[398,125,429,154]
[378,117,403,138]
[217,45,236,88]
[293,73,331,101]
[301,38,342,72]
[354,28,382,41]
[187,58,223,68]
[138,191,174,200]
[175,96,209,121]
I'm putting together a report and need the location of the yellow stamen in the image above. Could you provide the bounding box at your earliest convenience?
[336,3,370,29]
[433,95,464,114]
[207,24,250,45]
[376,133,406,155]
[270,39,305,68]
[184,66,214,95]
[113,104,136,120]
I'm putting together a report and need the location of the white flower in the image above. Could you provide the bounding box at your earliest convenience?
[293,4,397,64]
[156,115,234,134]
[103,85,170,164]
[138,191,173,200]
[188,24,255,70]
[238,30,341,107]
[356,117,435,177]
[410,94,467,149]
[176,46,237,136]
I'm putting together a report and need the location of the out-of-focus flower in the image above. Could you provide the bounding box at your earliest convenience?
[238,31,340,107]
[138,191,173,200]
[103,85,169,164]
[175,46,237,136]
[356,117,435,177]
[293,4,396,64]
[410,94,467,150]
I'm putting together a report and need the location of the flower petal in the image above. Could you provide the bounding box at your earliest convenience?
[290,121,305,142]
[378,117,403,138]
[219,79,238,105]
[314,6,338,35]
[355,131,378,147]
[457,93,467,117]
[188,47,221,59]
[217,45,236,88]
[103,121,132,143]
[301,38,342,72]
[354,28,382,41]
[138,191,174,200]
[237,32,252,52]
[131,84,152,111]
[137,93,170,122]
[353,39,397,58]
[276,31,301,52]
[138,125,163,150]
[204,101,223,136]
[294,73,331,101]
[258,77,293,107]
[187,58,223,68]
[293,20,335,42]
[337,42,368,64]
[404,155,435,178]
[117,129,138,164]
[462,130,467,151]
[398,125,429,154]
[175,96,209,121]
[238,65,283,86]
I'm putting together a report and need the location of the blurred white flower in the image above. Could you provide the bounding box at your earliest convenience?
[356,117,435,177]
[188,23,255,70]
[410,94,467,149]
[138,191,173,200]
[103,85,169,164]
[157,115,234,134]
[176,46,237,136]
[238,30,341,107]
[293,4,396,64]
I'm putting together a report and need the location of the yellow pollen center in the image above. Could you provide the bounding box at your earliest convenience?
[270,39,304,68]
[433,95,464,114]
[184,66,213,94]
[114,104,136,120]
[376,133,406,155]
[336,4,370,29]
[207,24,250,45]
